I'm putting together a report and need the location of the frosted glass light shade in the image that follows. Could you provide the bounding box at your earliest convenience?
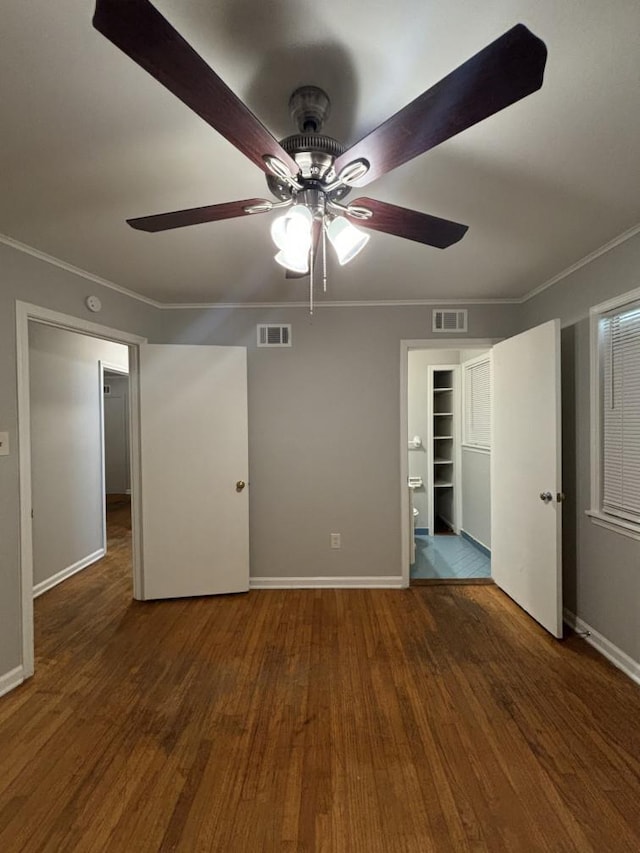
[327,216,370,265]
[274,249,309,274]
[271,204,313,254]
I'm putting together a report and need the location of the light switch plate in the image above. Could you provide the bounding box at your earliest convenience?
[0,432,9,456]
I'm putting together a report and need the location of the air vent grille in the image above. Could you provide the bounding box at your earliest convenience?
[257,324,292,347]
[433,309,468,333]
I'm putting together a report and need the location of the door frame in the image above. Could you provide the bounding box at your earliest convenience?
[16,301,146,679]
[399,338,498,587]
[100,360,130,550]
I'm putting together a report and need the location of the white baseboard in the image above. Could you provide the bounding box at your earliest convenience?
[33,548,105,598]
[0,665,25,699]
[563,609,640,687]
[250,576,406,590]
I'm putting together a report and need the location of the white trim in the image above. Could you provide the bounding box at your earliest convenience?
[0,666,25,699]
[585,510,640,542]
[99,363,108,557]
[589,310,601,513]
[101,362,129,376]
[563,609,640,687]
[16,302,147,344]
[400,338,500,587]
[522,222,640,304]
[127,347,144,600]
[16,301,147,683]
[589,283,640,318]
[250,576,406,589]
[588,290,640,529]
[16,304,35,678]
[33,549,105,598]
[4,222,640,310]
[0,233,161,307]
[170,299,520,309]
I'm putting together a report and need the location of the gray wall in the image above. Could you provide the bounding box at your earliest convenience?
[5,223,638,684]
[1,241,519,682]
[160,305,518,581]
[29,325,128,587]
[104,374,130,494]
[0,241,162,680]
[519,231,640,664]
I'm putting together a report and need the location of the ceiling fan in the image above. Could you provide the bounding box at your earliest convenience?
[93,1,547,306]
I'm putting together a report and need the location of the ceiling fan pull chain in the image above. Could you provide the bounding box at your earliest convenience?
[309,233,314,316]
[322,204,328,293]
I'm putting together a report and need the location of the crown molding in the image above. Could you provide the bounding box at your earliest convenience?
[156,297,520,309]
[520,221,640,304]
[4,221,640,311]
[0,233,163,308]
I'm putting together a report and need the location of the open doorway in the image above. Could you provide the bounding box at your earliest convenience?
[16,301,145,680]
[101,362,131,577]
[400,338,497,586]
[28,325,131,599]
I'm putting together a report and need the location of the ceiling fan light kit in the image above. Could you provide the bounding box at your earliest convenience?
[93,0,547,311]
[327,217,370,266]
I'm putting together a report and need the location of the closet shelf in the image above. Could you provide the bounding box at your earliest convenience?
[430,367,457,536]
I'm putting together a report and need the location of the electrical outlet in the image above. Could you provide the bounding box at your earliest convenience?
[330,533,341,549]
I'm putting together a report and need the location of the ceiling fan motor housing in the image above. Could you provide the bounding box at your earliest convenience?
[266,86,352,204]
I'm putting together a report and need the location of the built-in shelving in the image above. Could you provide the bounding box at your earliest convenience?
[429,367,457,534]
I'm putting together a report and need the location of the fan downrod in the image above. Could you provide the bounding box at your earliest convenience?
[289,86,331,133]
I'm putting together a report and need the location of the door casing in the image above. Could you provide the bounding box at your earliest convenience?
[400,338,499,587]
[16,301,146,679]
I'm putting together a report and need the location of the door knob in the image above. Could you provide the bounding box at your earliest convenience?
[539,491,553,503]
[236,480,246,492]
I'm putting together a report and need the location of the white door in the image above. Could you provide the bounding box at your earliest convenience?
[138,344,249,599]
[491,319,562,637]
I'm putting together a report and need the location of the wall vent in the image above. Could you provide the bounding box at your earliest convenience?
[432,309,468,333]
[257,324,292,347]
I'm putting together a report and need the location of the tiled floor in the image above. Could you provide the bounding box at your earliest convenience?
[411,533,491,580]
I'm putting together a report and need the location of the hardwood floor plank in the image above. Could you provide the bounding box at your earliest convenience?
[0,504,638,851]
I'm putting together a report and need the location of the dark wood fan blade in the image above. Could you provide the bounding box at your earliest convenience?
[93,0,298,178]
[334,24,547,187]
[128,198,272,232]
[285,218,322,278]
[347,198,468,248]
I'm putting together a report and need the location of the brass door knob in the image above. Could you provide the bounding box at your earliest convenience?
[236,480,246,492]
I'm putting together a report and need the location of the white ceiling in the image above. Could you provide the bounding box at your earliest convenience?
[1,0,639,306]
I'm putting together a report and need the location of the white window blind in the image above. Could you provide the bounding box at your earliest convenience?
[464,357,491,448]
[601,305,640,522]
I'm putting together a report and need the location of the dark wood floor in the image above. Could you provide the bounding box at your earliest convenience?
[0,504,639,852]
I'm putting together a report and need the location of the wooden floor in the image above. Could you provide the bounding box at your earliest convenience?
[1,504,639,852]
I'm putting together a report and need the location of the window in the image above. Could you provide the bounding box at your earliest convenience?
[589,290,640,539]
[462,354,491,449]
